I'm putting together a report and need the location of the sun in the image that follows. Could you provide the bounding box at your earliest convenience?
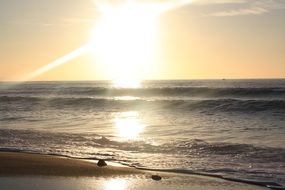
[90,2,159,87]
[22,1,196,82]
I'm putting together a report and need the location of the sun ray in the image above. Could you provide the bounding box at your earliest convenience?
[18,0,196,83]
[23,45,89,81]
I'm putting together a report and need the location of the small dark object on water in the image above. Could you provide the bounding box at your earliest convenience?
[97,159,107,167]
[151,175,162,181]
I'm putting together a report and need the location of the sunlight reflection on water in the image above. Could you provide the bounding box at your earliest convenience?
[114,96,140,101]
[104,179,127,190]
[113,79,141,89]
[114,111,145,140]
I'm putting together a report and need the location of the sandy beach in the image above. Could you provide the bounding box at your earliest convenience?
[0,152,140,177]
[0,152,269,190]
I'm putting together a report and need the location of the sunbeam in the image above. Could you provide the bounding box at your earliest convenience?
[23,45,89,81]
[22,0,195,82]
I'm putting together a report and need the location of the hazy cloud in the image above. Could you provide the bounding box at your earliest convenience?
[4,18,93,27]
[203,0,285,17]
[210,7,269,16]
[193,0,246,5]
[91,0,285,17]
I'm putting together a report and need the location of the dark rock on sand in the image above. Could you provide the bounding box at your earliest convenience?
[97,159,107,167]
[151,175,162,181]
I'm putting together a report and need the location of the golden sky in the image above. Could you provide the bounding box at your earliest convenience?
[0,0,285,81]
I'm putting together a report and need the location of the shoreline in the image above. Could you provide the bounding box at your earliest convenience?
[0,151,273,190]
[0,151,141,177]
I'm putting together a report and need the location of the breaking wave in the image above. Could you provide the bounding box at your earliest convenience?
[2,86,285,98]
[0,129,284,185]
[1,96,285,112]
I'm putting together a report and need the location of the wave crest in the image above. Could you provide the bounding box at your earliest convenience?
[1,96,284,112]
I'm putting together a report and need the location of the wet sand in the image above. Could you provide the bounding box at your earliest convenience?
[0,152,139,177]
[0,152,268,190]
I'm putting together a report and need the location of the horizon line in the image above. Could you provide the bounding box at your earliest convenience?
[1,77,285,83]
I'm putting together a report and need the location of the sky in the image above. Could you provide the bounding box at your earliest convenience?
[0,0,285,81]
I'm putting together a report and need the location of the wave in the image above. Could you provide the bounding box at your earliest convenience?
[1,129,284,185]
[81,87,285,97]
[1,129,284,164]
[135,167,284,188]
[1,96,285,112]
[2,86,285,98]
[1,129,284,161]
[1,128,284,153]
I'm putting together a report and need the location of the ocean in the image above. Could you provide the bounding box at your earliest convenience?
[0,80,284,185]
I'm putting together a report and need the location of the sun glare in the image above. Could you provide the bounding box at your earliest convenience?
[113,78,141,88]
[104,179,127,190]
[91,2,159,87]
[20,1,196,82]
[114,111,145,140]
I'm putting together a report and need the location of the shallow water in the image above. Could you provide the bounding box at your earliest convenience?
[0,80,284,185]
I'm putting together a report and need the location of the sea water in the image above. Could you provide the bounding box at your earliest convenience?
[0,80,284,184]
